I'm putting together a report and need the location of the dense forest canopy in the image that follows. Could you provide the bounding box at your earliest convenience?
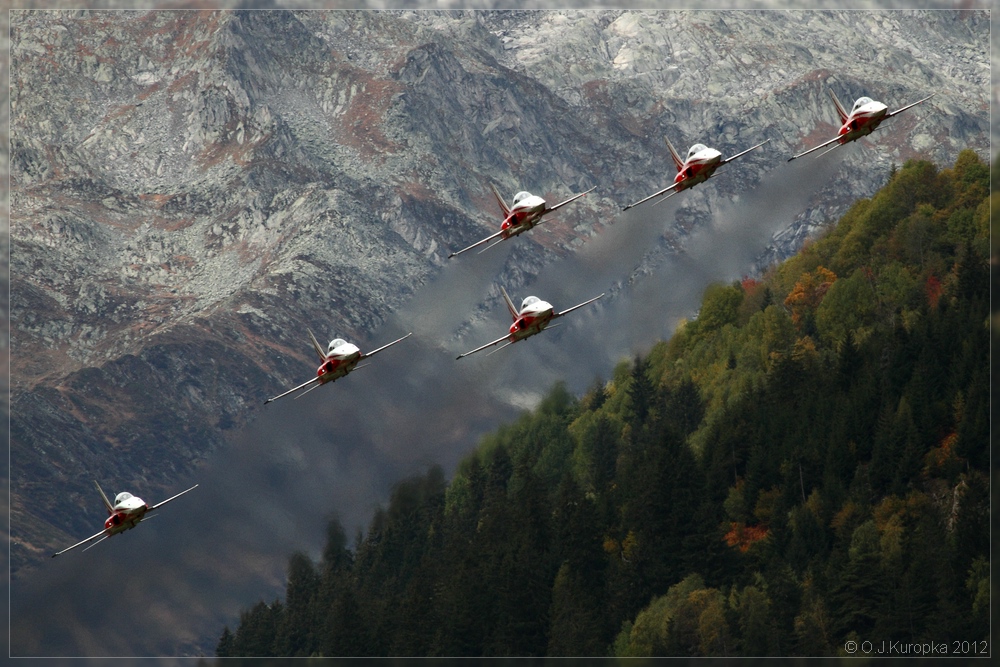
[217,151,990,657]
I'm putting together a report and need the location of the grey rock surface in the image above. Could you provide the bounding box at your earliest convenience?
[9,8,988,583]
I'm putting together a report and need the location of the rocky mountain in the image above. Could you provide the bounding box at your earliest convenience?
[9,6,988,606]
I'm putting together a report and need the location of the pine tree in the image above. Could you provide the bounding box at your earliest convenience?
[547,562,606,655]
[216,626,234,657]
[732,584,779,656]
[275,552,319,656]
[831,521,884,639]
[626,355,654,432]
[664,377,704,438]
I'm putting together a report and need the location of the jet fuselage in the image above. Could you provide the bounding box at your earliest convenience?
[501,192,547,237]
[316,340,362,383]
[838,98,889,144]
[508,296,555,341]
[675,145,724,190]
[103,493,149,534]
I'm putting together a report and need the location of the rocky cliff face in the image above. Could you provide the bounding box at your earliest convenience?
[10,9,988,578]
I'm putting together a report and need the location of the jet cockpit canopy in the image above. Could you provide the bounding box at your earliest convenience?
[687,144,708,159]
[114,492,134,506]
[328,338,347,353]
[852,96,873,113]
[512,191,532,206]
[521,296,540,310]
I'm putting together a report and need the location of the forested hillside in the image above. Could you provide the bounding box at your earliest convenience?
[217,151,989,657]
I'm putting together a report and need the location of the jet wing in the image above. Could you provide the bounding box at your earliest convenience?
[485,339,518,357]
[622,182,682,211]
[886,93,935,119]
[545,186,596,214]
[719,138,771,166]
[448,228,506,259]
[476,237,513,256]
[554,293,605,318]
[265,376,322,404]
[787,134,843,162]
[147,484,199,512]
[52,528,109,558]
[456,333,511,360]
[650,188,685,209]
[360,332,412,360]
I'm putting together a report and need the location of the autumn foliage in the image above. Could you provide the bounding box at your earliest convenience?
[924,274,943,309]
[723,522,770,553]
[784,266,836,328]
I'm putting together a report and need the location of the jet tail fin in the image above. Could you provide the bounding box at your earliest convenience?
[828,89,848,124]
[664,135,684,171]
[94,481,113,514]
[308,329,326,362]
[490,183,510,218]
[500,286,518,320]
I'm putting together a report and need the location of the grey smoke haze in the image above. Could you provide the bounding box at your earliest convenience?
[12,147,860,657]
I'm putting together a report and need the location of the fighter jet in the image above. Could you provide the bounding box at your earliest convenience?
[449,184,596,258]
[622,136,769,211]
[265,331,412,403]
[52,481,198,557]
[788,90,934,161]
[456,287,604,359]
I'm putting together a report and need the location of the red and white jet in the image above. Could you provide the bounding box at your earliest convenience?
[265,330,412,403]
[622,136,770,211]
[788,90,935,161]
[456,287,604,359]
[448,184,596,258]
[52,480,198,557]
